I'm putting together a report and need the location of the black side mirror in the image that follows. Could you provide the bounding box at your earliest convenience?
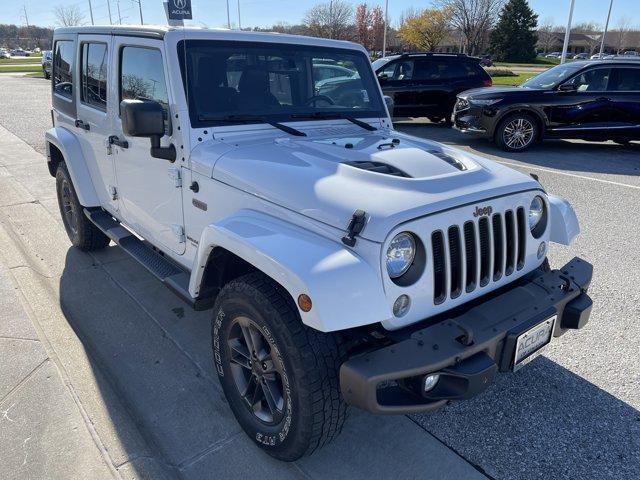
[377,72,389,81]
[558,83,577,92]
[120,99,176,162]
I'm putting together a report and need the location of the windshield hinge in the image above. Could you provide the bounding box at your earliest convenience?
[342,210,367,247]
[168,167,182,188]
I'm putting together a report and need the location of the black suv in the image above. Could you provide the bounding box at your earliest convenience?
[454,60,640,151]
[372,53,492,123]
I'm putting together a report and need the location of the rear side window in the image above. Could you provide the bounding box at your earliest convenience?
[413,58,481,80]
[53,40,74,99]
[81,43,108,111]
[120,47,169,130]
[610,68,640,91]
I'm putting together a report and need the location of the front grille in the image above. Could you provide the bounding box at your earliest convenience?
[431,207,527,304]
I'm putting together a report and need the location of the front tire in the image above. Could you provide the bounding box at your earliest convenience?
[212,272,348,461]
[55,163,110,251]
[495,112,539,152]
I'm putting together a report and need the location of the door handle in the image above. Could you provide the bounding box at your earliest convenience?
[75,119,90,131]
[108,135,129,149]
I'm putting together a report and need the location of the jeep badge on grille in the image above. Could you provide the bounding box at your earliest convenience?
[473,205,493,217]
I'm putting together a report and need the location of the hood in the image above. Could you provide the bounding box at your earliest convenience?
[191,125,540,243]
[460,86,526,99]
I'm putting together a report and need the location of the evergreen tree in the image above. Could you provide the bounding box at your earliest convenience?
[489,0,538,62]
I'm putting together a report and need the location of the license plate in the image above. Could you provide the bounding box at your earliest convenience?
[513,316,556,371]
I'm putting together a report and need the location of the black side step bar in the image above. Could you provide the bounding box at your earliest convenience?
[84,208,214,311]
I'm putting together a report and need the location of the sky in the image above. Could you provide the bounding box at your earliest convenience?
[4,0,639,31]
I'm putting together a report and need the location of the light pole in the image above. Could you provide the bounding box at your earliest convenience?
[382,0,389,57]
[88,0,94,25]
[599,0,614,56]
[560,0,575,64]
[237,0,241,29]
[226,0,231,29]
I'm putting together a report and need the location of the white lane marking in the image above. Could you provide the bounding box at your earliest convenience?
[495,160,640,190]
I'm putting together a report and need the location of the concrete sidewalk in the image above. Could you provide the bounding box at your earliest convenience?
[0,124,487,479]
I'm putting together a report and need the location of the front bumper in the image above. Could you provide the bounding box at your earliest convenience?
[340,257,593,414]
[453,102,494,137]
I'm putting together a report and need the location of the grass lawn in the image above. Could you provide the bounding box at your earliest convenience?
[495,57,561,68]
[491,73,537,86]
[0,57,42,65]
[26,71,45,78]
[0,64,42,73]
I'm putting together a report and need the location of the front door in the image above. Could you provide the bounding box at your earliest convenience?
[546,66,613,137]
[110,37,185,255]
[74,34,117,211]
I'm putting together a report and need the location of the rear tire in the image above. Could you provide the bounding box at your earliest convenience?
[495,112,539,152]
[55,163,110,251]
[212,272,348,461]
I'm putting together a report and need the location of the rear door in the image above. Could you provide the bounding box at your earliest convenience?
[74,34,117,211]
[546,66,613,137]
[608,66,640,139]
[110,37,185,255]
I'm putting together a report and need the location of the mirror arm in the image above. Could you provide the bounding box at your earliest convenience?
[149,135,176,162]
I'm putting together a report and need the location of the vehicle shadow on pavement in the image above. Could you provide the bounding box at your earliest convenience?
[58,246,485,480]
[412,355,640,480]
[395,122,640,178]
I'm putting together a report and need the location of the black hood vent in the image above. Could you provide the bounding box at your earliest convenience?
[428,150,467,171]
[343,161,411,177]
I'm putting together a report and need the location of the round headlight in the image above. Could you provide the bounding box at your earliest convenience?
[529,196,546,231]
[386,232,416,279]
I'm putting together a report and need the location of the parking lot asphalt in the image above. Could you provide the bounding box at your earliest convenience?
[0,74,639,480]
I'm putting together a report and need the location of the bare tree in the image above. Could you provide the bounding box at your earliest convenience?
[398,7,420,29]
[436,0,504,55]
[613,17,632,53]
[53,5,85,27]
[303,0,354,40]
[537,16,560,53]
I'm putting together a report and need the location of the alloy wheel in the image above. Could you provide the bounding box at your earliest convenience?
[226,316,286,425]
[503,117,535,150]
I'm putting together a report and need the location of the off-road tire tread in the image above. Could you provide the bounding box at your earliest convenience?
[215,272,349,460]
[56,163,110,251]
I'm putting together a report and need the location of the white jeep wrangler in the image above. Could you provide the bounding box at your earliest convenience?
[46,26,593,461]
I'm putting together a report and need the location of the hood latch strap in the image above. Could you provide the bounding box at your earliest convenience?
[342,210,367,247]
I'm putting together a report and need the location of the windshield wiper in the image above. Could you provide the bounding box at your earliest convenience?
[290,112,377,131]
[198,114,306,137]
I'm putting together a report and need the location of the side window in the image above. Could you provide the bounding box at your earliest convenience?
[379,61,397,79]
[393,60,414,80]
[567,68,611,92]
[81,43,108,111]
[610,68,640,91]
[53,40,74,99]
[120,47,169,130]
[413,59,440,80]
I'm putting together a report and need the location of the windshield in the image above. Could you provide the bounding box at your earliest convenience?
[521,63,585,89]
[178,40,385,127]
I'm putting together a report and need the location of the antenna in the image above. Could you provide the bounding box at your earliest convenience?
[106,0,113,25]
[88,0,95,25]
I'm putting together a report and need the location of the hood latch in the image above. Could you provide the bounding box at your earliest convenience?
[342,210,367,247]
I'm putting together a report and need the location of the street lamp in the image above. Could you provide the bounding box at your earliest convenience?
[560,0,575,64]
[382,0,389,57]
[599,0,614,56]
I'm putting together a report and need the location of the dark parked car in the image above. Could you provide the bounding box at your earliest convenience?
[454,60,640,151]
[372,53,492,124]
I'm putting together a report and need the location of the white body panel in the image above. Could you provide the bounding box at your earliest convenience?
[48,26,582,332]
